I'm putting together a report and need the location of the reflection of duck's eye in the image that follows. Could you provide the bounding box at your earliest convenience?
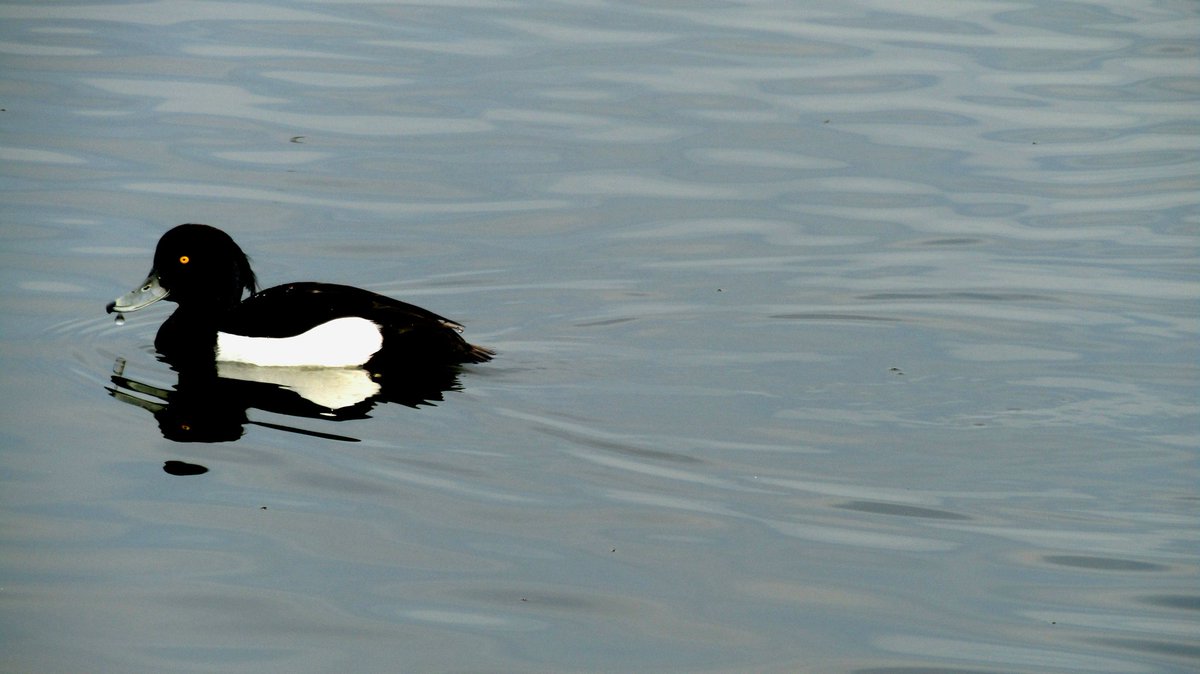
[179,255,190,264]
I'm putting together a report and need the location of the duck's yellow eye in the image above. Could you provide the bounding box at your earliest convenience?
[179,255,190,264]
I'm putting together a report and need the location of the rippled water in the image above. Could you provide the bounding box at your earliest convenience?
[2,1,1198,672]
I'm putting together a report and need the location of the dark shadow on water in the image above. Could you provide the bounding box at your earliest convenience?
[833,500,971,521]
[1041,554,1168,572]
[856,291,1052,302]
[768,312,901,322]
[163,460,208,476]
[1138,594,1200,611]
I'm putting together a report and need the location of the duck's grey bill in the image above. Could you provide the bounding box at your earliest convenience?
[107,273,169,313]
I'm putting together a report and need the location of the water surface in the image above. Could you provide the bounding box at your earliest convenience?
[1,1,1197,672]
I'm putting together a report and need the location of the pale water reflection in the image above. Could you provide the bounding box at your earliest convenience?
[2,0,1198,672]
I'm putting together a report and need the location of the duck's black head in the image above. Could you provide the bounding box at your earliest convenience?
[107,224,258,315]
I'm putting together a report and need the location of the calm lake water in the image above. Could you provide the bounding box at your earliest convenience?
[2,1,1197,672]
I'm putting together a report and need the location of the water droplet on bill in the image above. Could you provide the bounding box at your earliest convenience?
[114,313,125,326]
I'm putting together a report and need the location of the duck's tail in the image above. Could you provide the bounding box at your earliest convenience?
[463,342,495,364]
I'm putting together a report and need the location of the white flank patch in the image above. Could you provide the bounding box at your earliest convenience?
[217,362,381,410]
[217,316,383,367]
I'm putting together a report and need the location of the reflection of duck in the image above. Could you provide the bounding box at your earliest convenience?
[108,353,465,443]
[106,223,493,368]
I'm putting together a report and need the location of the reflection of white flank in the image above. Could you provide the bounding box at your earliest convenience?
[217,316,383,367]
[217,362,381,410]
